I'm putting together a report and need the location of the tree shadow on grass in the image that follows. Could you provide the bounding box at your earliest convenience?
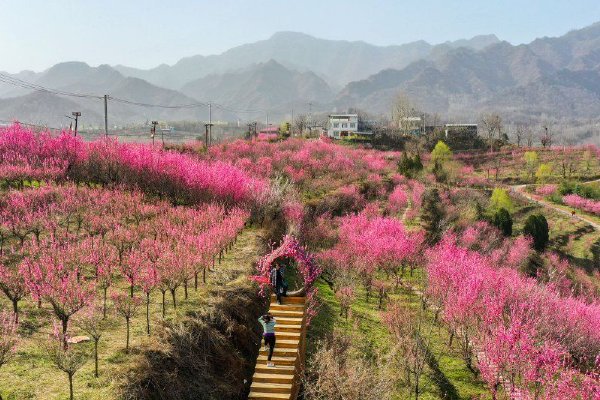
[305,280,337,356]
[421,341,460,400]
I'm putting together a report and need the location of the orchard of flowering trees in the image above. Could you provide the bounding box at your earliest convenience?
[313,176,600,398]
[0,184,248,397]
[0,183,247,336]
[204,136,400,194]
[427,233,600,399]
[0,124,258,399]
[2,122,600,399]
[320,210,425,299]
[0,123,267,206]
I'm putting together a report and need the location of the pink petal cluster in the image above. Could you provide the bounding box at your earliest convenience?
[388,185,408,213]
[535,184,558,197]
[563,194,600,216]
[320,213,424,289]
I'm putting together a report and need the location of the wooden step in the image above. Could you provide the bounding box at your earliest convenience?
[269,310,304,318]
[260,339,299,348]
[260,347,297,357]
[274,324,302,333]
[272,317,303,324]
[257,355,296,366]
[277,339,300,348]
[251,382,293,394]
[254,364,295,375]
[270,295,306,304]
[252,372,294,384]
[248,392,290,399]
[272,331,300,339]
[269,302,305,311]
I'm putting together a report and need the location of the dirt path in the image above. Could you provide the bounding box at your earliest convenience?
[511,181,600,231]
[401,199,412,223]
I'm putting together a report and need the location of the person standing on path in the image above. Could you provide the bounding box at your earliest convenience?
[270,263,286,305]
[259,313,277,367]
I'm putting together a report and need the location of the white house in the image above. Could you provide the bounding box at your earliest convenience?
[327,114,358,139]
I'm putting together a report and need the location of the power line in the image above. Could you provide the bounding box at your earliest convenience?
[0,73,102,99]
[212,102,265,114]
[108,96,209,109]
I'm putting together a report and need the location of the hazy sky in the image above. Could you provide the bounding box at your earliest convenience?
[1,0,599,73]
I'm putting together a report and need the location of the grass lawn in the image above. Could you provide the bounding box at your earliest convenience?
[512,195,599,269]
[0,227,261,400]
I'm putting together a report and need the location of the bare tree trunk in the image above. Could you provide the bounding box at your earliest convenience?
[62,318,69,349]
[69,373,74,400]
[94,339,99,377]
[170,289,177,309]
[12,299,18,324]
[146,293,151,335]
[103,287,108,319]
[125,317,130,352]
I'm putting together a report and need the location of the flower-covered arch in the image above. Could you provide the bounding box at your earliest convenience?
[253,235,321,298]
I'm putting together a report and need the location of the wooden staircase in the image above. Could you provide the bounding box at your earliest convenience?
[248,296,307,400]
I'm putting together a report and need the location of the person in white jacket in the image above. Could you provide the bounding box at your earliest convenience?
[259,313,277,367]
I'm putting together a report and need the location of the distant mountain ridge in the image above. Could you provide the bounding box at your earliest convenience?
[335,22,600,120]
[113,31,501,89]
[180,60,335,114]
[0,62,234,126]
[0,23,599,138]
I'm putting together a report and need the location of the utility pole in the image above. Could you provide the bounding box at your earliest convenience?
[253,122,258,138]
[104,95,109,137]
[72,112,81,136]
[204,123,213,148]
[208,102,212,147]
[151,121,158,146]
[291,108,294,137]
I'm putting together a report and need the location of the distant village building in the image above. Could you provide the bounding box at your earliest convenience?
[327,114,358,139]
[444,124,478,138]
[259,125,279,135]
[398,116,423,135]
[442,124,482,150]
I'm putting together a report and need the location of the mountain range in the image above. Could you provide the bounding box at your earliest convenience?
[0,22,599,141]
[337,22,600,120]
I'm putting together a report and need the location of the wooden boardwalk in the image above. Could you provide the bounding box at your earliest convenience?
[248,296,307,400]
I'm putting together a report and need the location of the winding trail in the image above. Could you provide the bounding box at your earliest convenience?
[511,180,600,231]
[401,199,412,223]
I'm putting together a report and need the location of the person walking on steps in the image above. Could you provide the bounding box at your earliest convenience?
[270,263,286,305]
[259,313,277,367]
